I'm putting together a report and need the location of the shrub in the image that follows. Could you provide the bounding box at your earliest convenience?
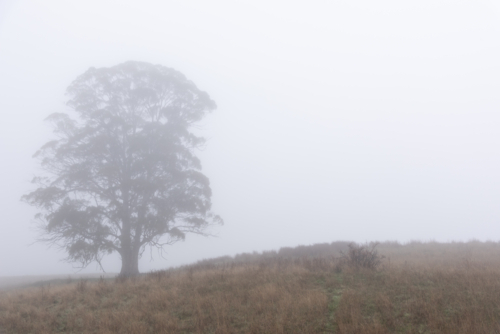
[341,243,384,270]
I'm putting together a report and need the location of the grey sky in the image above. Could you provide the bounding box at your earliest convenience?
[1,0,500,276]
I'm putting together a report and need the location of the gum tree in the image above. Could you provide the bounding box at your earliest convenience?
[23,61,222,277]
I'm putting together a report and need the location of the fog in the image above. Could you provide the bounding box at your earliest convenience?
[1,0,499,277]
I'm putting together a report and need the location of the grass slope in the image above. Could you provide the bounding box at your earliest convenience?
[1,241,500,333]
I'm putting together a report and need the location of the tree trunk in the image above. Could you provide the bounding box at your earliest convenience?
[119,180,139,277]
[119,246,139,277]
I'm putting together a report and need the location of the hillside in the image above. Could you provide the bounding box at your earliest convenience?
[1,241,500,333]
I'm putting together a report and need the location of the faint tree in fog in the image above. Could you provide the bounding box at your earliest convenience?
[23,61,222,277]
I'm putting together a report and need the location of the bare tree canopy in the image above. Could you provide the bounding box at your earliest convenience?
[23,61,222,277]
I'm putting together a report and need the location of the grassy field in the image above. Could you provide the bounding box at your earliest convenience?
[1,241,500,333]
[0,274,117,292]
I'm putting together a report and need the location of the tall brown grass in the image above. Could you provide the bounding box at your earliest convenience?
[1,241,500,333]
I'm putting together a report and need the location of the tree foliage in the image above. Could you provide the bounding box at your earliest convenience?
[23,61,222,276]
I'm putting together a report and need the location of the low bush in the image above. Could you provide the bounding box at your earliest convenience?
[340,242,384,270]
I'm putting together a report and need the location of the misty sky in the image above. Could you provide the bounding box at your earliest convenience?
[1,0,500,276]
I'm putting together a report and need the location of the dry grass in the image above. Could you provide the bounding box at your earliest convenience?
[1,241,500,333]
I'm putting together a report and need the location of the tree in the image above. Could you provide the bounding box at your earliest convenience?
[23,61,222,277]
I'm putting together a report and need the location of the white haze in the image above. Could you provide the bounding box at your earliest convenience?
[0,0,499,276]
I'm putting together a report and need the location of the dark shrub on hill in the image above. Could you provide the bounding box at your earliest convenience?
[341,243,384,270]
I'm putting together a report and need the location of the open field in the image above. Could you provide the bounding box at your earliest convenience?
[1,241,500,333]
[0,274,117,292]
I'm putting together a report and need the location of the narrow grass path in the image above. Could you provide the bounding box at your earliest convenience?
[326,288,343,333]
[316,272,344,333]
